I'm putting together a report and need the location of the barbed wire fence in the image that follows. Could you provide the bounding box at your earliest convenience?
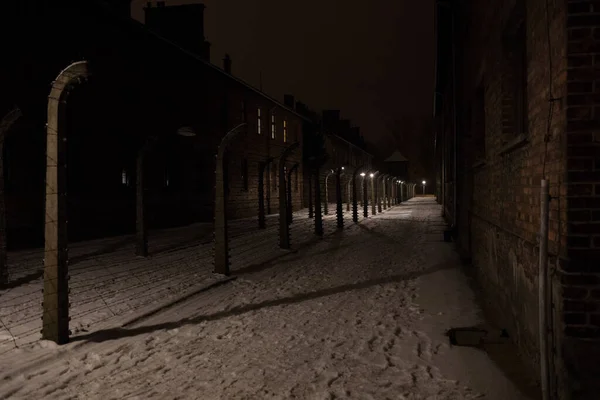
[0,196,392,355]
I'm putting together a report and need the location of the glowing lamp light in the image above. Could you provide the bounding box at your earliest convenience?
[341,166,345,170]
[369,173,374,178]
[422,180,426,185]
[177,126,196,137]
[360,173,366,177]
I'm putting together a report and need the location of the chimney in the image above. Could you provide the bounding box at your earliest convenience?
[223,54,232,74]
[284,94,295,109]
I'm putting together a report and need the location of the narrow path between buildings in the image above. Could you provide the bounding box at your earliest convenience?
[0,198,537,400]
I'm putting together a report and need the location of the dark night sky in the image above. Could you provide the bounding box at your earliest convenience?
[131,0,436,157]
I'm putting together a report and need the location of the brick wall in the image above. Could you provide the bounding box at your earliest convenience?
[439,0,600,397]
[559,1,600,398]
[225,87,304,221]
[437,0,570,392]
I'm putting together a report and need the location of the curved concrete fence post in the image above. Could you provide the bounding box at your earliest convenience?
[352,165,364,223]
[258,157,274,229]
[376,174,383,213]
[386,176,396,208]
[324,170,334,216]
[363,174,369,218]
[335,168,344,230]
[401,182,405,202]
[0,106,22,285]
[390,178,394,205]
[135,136,158,258]
[346,177,352,212]
[383,175,388,210]
[307,171,313,219]
[371,172,378,216]
[43,61,90,344]
[314,166,324,236]
[279,142,299,249]
[381,175,387,211]
[214,122,247,276]
[287,163,299,225]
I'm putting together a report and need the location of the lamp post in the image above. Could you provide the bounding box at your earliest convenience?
[370,172,377,216]
[422,180,426,195]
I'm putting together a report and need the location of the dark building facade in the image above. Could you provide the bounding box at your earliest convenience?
[144,1,211,61]
[320,110,373,212]
[434,0,600,398]
[383,151,409,183]
[0,0,305,249]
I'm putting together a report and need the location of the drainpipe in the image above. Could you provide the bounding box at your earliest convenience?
[539,179,550,400]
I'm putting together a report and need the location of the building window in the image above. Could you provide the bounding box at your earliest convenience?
[283,119,288,143]
[271,114,276,139]
[502,11,527,137]
[121,169,130,186]
[257,108,262,134]
[241,158,248,191]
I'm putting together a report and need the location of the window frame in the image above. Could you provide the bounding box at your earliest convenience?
[257,107,262,135]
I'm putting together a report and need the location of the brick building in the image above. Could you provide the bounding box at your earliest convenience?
[0,0,306,249]
[319,110,373,214]
[434,0,600,398]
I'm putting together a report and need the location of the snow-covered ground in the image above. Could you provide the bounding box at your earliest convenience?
[0,198,537,399]
[0,205,352,353]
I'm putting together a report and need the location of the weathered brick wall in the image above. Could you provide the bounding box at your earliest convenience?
[225,86,304,222]
[558,1,600,398]
[444,0,569,389]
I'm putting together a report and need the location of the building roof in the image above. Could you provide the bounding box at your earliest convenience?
[94,0,312,123]
[325,133,372,157]
[384,151,408,162]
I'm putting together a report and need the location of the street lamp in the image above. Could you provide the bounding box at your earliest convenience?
[177,126,197,137]
[370,173,374,178]
[422,180,426,195]
[360,172,365,177]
